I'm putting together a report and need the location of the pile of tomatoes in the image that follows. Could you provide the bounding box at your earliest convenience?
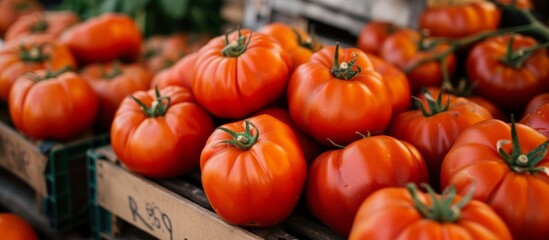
[1,0,549,239]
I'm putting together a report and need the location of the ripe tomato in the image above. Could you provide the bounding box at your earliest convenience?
[200,114,307,226]
[5,11,79,42]
[0,0,42,37]
[9,69,98,140]
[441,119,549,239]
[306,135,428,237]
[258,22,322,71]
[0,213,39,240]
[288,44,392,146]
[380,29,457,93]
[150,52,198,90]
[60,13,142,64]
[81,62,152,131]
[367,53,411,116]
[349,184,512,240]
[524,93,549,117]
[0,35,77,102]
[357,21,398,56]
[142,34,208,73]
[111,86,214,178]
[419,1,500,38]
[254,107,323,164]
[467,34,549,114]
[388,90,492,190]
[521,103,549,138]
[192,29,290,119]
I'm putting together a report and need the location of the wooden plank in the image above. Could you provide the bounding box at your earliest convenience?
[0,121,48,196]
[96,160,263,240]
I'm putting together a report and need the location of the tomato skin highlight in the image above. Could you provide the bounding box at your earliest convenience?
[61,13,142,64]
[388,96,492,190]
[200,114,307,227]
[288,45,392,146]
[9,70,98,140]
[192,29,290,119]
[306,135,428,237]
[419,1,501,38]
[111,86,215,178]
[441,119,549,240]
[466,34,549,114]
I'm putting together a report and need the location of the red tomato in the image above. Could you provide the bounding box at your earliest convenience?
[0,0,42,37]
[81,62,152,131]
[111,86,214,178]
[306,135,428,237]
[258,22,322,71]
[349,185,512,240]
[520,103,549,138]
[441,119,549,239]
[5,11,79,42]
[388,91,492,190]
[60,13,142,64]
[466,34,549,113]
[357,21,398,56]
[0,213,39,240]
[367,53,411,116]
[150,52,198,90]
[200,114,307,226]
[0,35,76,102]
[141,34,208,73]
[9,69,98,140]
[380,29,457,93]
[288,44,392,146]
[192,29,290,119]
[254,107,323,164]
[524,93,549,117]
[419,1,500,38]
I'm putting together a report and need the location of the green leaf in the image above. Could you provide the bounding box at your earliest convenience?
[159,0,189,19]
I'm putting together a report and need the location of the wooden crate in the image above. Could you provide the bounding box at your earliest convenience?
[0,119,109,233]
[88,146,342,240]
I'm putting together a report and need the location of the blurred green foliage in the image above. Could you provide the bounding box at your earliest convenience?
[59,0,225,37]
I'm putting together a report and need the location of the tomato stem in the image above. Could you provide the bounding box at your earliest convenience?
[417,29,435,51]
[501,39,549,68]
[216,120,259,150]
[19,43,50,63]
[100,61,123,79]
[222,27,252,57]
[331,43,361,80]
[407,183,474,222]
[326,138,345,149]
[26,66,74,82]
[413,88,450,117]
[131,85,171,118]
[497,115,549,174]
[30,18,48,33]
[441,78,477,97]
[293,25,322,52]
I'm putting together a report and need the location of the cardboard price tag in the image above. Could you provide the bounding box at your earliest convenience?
[0,122,48,196]
[96,160,262,240]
